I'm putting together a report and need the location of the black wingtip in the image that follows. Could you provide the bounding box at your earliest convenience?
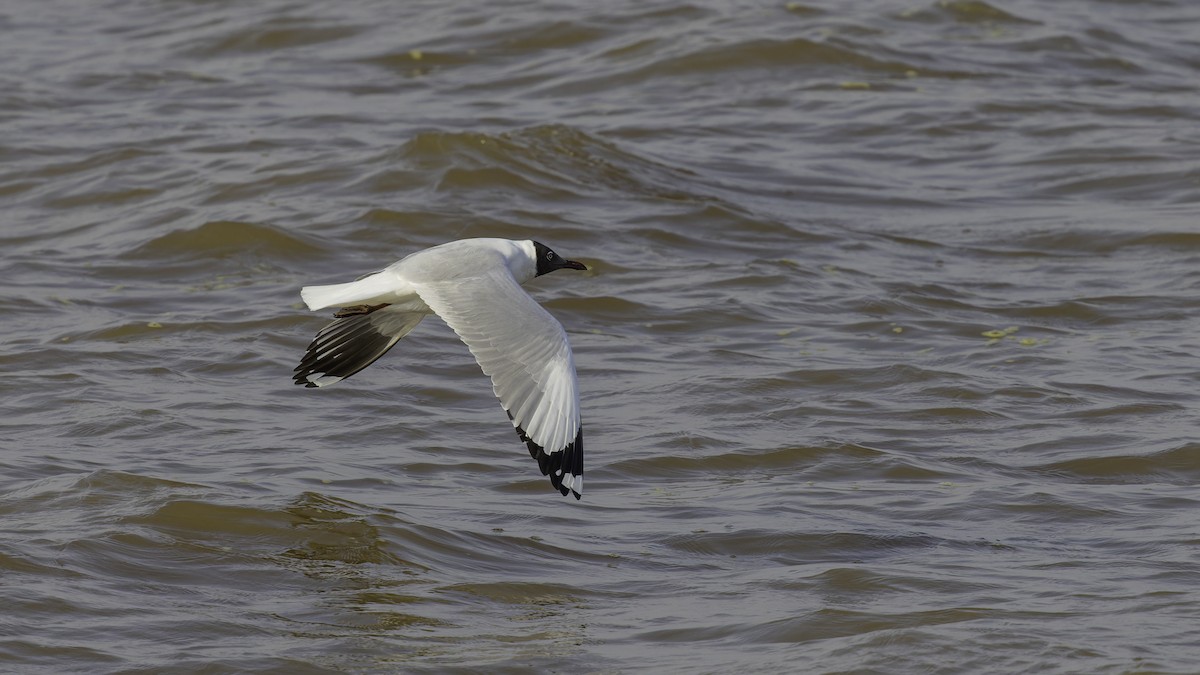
[292,307,412,389]
[507,410,583,499]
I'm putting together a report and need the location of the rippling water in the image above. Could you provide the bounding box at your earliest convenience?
[4,0,1200,672]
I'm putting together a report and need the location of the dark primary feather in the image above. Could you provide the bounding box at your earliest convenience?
[508,410,583,500]
[292,304,418,387]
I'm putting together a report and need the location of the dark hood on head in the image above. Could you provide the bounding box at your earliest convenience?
[533,241,587,276]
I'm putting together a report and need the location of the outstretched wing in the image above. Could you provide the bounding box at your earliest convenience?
[414,270,583,499]
[293,305,425,388]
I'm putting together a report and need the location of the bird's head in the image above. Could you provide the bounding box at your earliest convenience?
[532,241,587,277]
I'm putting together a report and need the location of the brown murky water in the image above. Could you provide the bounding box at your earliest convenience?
[3,0,1200,672]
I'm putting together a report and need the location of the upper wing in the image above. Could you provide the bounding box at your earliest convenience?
[293,305,425,388]
[414,270,583,499]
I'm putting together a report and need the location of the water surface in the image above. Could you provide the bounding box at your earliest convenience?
[3,0,1200,672]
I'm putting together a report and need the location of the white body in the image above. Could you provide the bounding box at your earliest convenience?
[300,238,538,313]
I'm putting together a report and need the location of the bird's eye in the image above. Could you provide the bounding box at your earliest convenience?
[545,251,554,260]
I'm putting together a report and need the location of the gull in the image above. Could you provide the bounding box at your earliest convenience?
[293,238,588,499]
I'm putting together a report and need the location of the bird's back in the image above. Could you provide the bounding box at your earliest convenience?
[391,238,534,284]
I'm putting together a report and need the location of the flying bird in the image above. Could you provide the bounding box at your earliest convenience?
[293,238,588,499]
